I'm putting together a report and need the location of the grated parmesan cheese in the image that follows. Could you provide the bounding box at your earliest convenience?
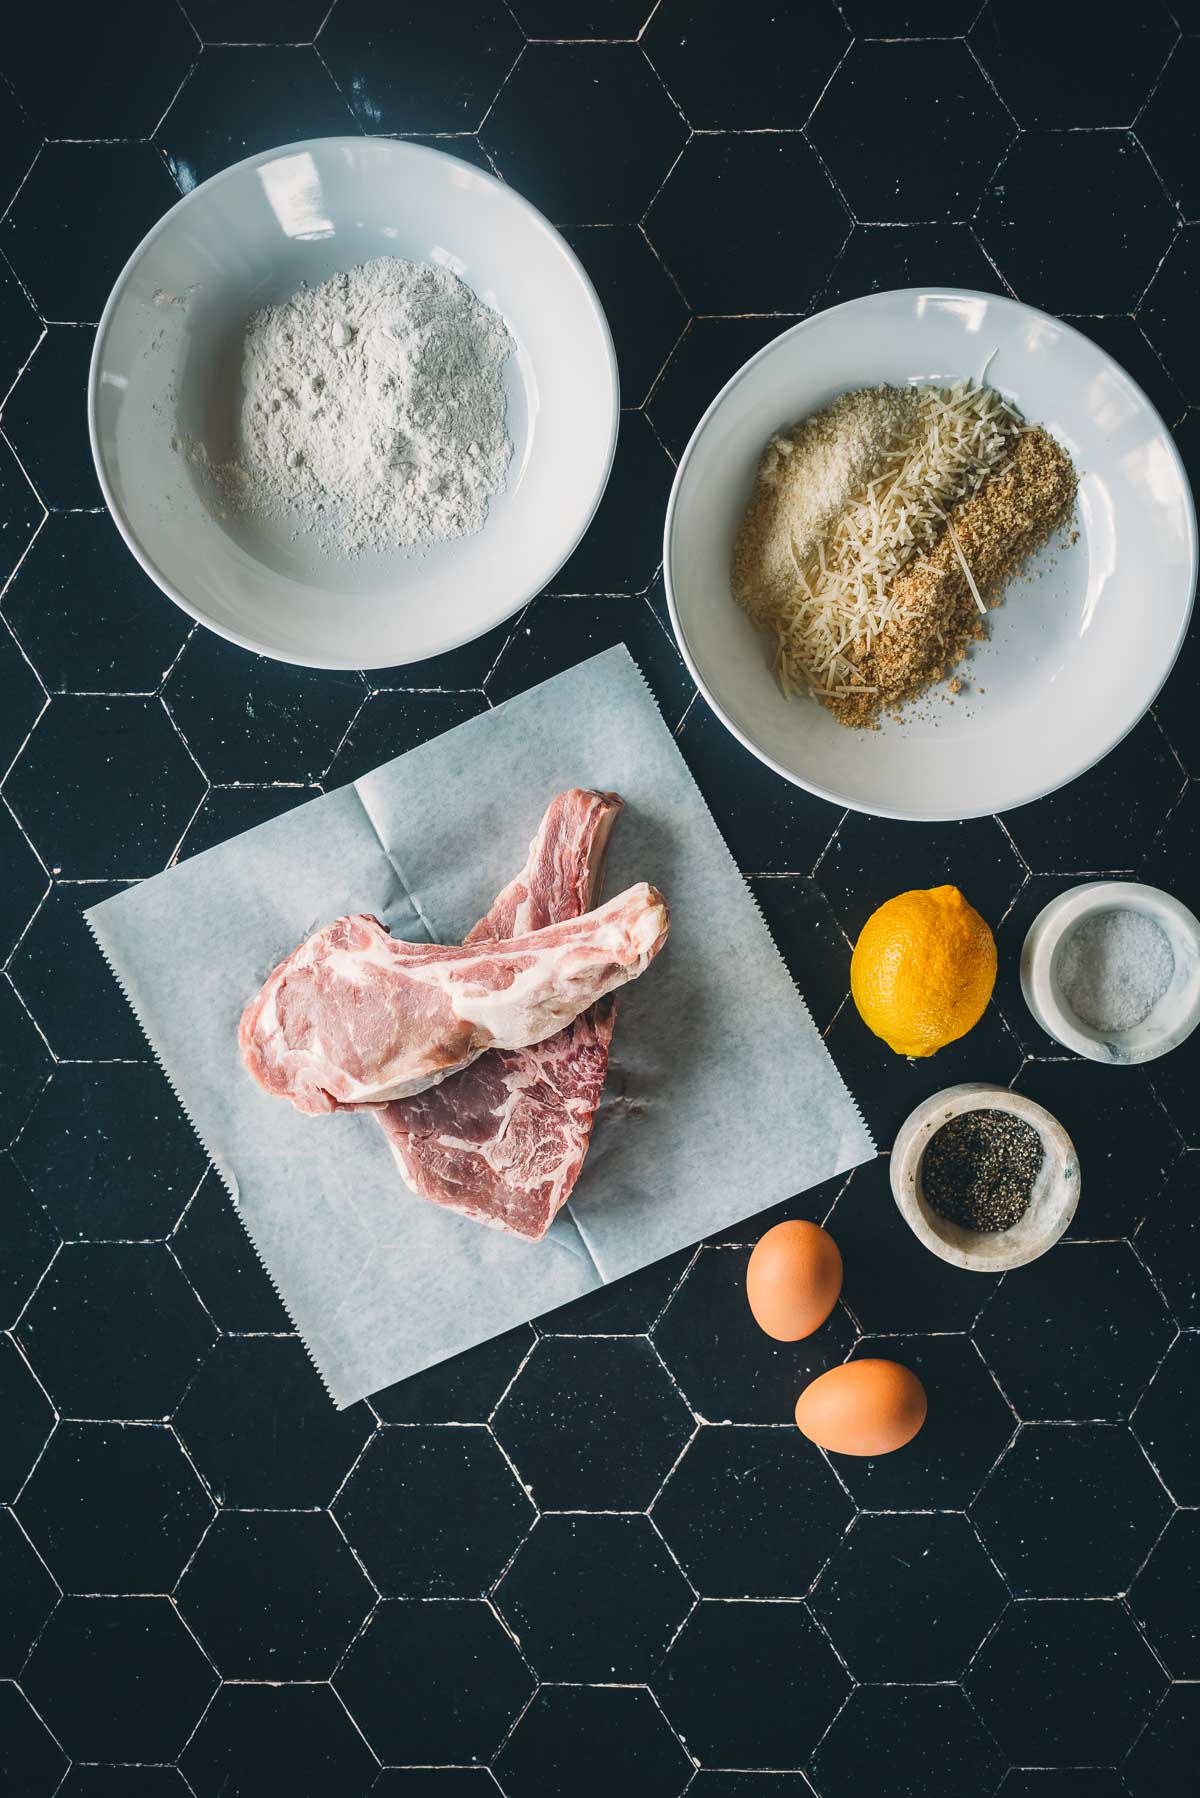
[733,381,1022,700]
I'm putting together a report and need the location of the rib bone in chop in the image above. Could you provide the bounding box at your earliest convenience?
[371,788,623,1240]
[239,881,668,1116]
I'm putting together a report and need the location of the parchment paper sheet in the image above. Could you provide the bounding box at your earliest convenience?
[88,647,873,1406]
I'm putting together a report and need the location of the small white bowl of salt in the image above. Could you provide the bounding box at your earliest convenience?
[1021,881,1200,1065]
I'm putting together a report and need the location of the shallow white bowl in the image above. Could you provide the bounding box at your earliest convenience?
[89,137,619,670]
[664,289,1196,821]
[891,1083,1079,1272]
[1021,880,1200,1065]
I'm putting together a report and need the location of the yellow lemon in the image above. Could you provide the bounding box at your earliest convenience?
[850,885,996,1058]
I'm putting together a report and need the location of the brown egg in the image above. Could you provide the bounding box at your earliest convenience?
[745,1220,843,1341]
[794,1359,927,1456]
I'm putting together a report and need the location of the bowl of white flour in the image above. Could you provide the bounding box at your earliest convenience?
[89,138,619,669]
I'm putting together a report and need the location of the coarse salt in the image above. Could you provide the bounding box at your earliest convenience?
[1054,908,1175,1034]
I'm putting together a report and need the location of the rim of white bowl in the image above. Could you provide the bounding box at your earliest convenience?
[662,287,1198,822]
[87,135,621,671]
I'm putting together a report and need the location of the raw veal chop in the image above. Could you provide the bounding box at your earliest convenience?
[240,882,668,1115]
[372,788,623,1239]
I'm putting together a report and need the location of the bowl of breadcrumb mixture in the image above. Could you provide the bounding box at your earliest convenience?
[664,289,1196,821]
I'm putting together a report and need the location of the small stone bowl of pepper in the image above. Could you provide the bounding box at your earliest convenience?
[891,1083,1080,1272]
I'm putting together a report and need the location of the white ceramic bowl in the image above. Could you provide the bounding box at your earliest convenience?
[891,1083,1080,1272]
[1021,880,1200,1064]
[664,289,1197,822]
[89,137,619,670]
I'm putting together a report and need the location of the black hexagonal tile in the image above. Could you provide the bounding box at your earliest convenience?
[537,1248,691,1334]
[1154,620,1200,780]
[17,1242,216,1420]
[2,144,179,325]
[0,445,43,596]
[653,1243,854,1424]
[1140,37,1200,219]
[3,514,189,696]
[57,1772,193,1797]
[1001,716,1183,875]
[0,981,49,1149]
[182,1682,377,1798]
[335,1425,533,1597]
[1130,1508,1200,1676]
[687,1779,813,1797]
[158,47,358,193]
[1,2,197,137]
[176,782,319,860]
[508,0,649,32]
[973,1422,1171,1598]
[173,1334,371,1507]
[6,698,204,878]
[1067,315,1186,432]
[810,1685,1005,1798]
[493,1335,692,1509]
[970,0,1176,126]
[165,630,365,783]
[834,1335,1015,1510]
[13,1065,206,1241]
[0,1333,54,1503]
[2,327,98,510]
[562,226,686,409]
[21,1594,218,1761]
[675,697,843,876]
[0,1507,56,1674]
[1140,228,1200,405]
[644,0,847,129]
[1146,977,1200,1152]
[185,0,331,39]
[1124,1683,1200,1798]
[975,1242,1173,1421]
[656,1599,849,1768]
[1141,780,1198,912]
[483,44,685,225]
[9,881,146,1061]
[547,413,675,596]
[645,133,847,313]
[371,1777,496,1798]
[0,257,40,404]
[319,0,521,133]
[652,1423,852,1597]
[17,1421,211,1595]
[829,1157,993,1334]
[328,689,488,786]
[998,1776,1126,1798]
[823,984,1023,1148]
[1136,1153,1199,1326]
[1132,1331,1200,1504]
[811,40,1012,223]
[646,316,802,463]
[498,1684,690,1798]
[334,1598,533,1765]
[371,1322,533,1423]
[747,875,850,1037]
[0,1682,68,1798]
[0,1154,56,1330]
[170,1168,290,1333]
[820,223,1009,309]
[495,1512,691,1679]
[705,1170,851,1249]
[488,594,691,728]
[811,1511,1006,1681]
[1011,1061,1179,1242]
[178,1510,374,1677]
[966,1598,1166,1766]
[0,804,46,967]
[820,813,1024,940]
[975,133,1176,314]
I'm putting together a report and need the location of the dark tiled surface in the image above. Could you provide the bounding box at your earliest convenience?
[0,7,1197,1796]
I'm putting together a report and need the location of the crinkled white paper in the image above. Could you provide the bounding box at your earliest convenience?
[88,647,873,1406]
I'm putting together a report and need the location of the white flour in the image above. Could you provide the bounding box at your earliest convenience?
[205,257,514,556]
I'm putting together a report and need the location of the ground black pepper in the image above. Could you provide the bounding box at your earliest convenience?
[921,1109,1044,1233]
